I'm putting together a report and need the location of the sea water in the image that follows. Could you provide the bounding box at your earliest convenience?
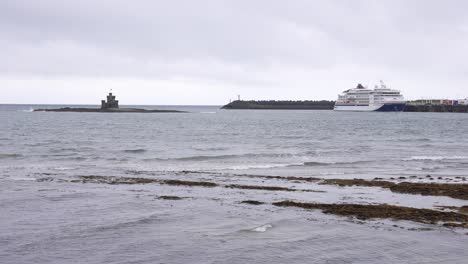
[1,105,467,264]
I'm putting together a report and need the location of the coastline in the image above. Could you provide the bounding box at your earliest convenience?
[35,173,468,229]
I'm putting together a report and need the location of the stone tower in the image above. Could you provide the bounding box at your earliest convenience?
[101,93,119,109]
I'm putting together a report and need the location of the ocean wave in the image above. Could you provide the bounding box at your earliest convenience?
[396,138,432,142]
[318,172,346,175]
[191,147,229,151]
[303,161,332,166]
[0,153,23,159]
[404,156,468,161]
[302,160,370,166]
[250,224,273,232]
[52,167,78,171]
[144,153,304,162]
[227,163,303,170]
[63,157,87,161]
[92,214,160,233]
[51,148,78,152]
[123,149,147,153]
[41,153,77,157]
[10,177,36,181]
[17,108,34,112]
[176,154,241,161]
[106,157,129,161]
[49,147,92,152]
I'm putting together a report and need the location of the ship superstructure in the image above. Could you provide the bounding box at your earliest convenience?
[334,81,406,112]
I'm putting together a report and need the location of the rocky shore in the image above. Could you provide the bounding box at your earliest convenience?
[36,174,467,230]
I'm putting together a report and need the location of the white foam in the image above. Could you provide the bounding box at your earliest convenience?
[319,171,346,175]
[18,108,34,112]
[52,167,76,171]
[251,224,273,232]
[11,177,36,181]
[405,156,468,161]
[228,163,302,170]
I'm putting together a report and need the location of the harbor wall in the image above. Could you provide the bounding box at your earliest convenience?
[404,104,468,113]
[221,100,335,110]
[221,100,468,112]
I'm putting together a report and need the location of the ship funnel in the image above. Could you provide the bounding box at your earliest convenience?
[380,80,387,88]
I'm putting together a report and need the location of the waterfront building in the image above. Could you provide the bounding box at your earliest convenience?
[408,99,444,105]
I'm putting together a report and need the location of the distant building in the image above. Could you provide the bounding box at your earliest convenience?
[410,98,468,106]
[101,93,119,109]
[408,99,444,105]
[441,99,453,105]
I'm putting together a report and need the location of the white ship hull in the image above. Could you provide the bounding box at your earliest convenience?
[334,105,382,112]
[334,103,406,112]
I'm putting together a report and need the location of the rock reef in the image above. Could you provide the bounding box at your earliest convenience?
[273,201,468,226]
[33,107,185,113]
[34,92,186,113]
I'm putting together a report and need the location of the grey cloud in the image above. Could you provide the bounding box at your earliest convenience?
[1,0,468,102]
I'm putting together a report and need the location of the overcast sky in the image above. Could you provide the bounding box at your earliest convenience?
[2,0,468,105]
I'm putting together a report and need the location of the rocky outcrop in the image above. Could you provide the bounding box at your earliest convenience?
[34,107,186,113]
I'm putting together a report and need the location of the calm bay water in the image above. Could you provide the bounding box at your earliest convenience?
[1,104,467,263]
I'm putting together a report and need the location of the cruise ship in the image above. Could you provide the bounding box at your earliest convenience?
[334,81,406,112]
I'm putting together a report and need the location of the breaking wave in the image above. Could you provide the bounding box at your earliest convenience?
[227,163,302,170]
[144,153,306,162]
[250,224,273,232]
[18,108,34,112]
[52,167,77,171]
[404,156,468,161]
[302,160,371,166]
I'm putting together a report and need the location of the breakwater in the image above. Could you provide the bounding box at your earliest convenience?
[221,100,335,110]
[222,100,468,112]
[404,104,468,113]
